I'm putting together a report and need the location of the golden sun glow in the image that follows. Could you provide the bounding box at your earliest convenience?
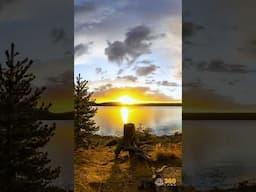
[117,95,136,105]
[120,107,129,124]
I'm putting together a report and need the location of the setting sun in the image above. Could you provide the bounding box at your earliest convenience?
[117,95,136,105]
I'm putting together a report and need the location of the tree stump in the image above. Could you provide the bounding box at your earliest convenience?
[115,123,153,164]
[123,123,136,146]
[124,123,136,161]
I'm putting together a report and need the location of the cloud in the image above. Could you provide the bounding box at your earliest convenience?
[94,83,112,92]
[30,56,73,87]
[197,60,255,73]
[95,67,102,74]
[183,87,239,112]
[47,70,73,86]
[157,81,179,87]
[50,28,69,44]
[145,79,156,84]
[74,42,93,57]
[75,1,96,13]
[117,75,137,82]
[125,26,165,60]
[137,59,153,65]
[95,67,107,79]
[183,81,202,89]
[42,70,74,112]
[105,25,165,64]
[117,69,124,75]
[105,41,127,64]
[75,1,115,31]
[183,22,203,42]
[135,64,158,76]
[50,27,73,55]
[93,86,176,102]
[238,38,256,59]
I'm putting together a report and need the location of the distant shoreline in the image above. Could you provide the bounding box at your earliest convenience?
[94,102,182,107]
[183,112,256,120]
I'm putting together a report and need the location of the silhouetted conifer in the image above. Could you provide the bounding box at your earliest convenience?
[74,74,99,149]
[0,43,60,192]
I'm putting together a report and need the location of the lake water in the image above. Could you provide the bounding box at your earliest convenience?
[44,120,74,190]
[183,120,256,190]
[94,106,182,136]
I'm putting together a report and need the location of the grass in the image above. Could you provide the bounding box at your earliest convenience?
[74,133,182,192]
[151,141,182,167]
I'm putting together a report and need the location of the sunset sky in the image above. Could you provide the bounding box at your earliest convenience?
[0,0,73,112]
[75,0,181,103]
[183,0,256,112]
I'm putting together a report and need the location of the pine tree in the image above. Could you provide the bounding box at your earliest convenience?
[0,43,60,192]
[74,74,99,149]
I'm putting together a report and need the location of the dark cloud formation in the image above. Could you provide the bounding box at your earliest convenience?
[75,0,180,33]
[43,70,74,112]
[75,0,115,31]
[183,58,193,68]
[117,75,138,82]
[0,0,74,113]
[238,38,256,58]
[47,70,73,86]
[183,22,203,42]
[75,1,95,13]
[183,86,239,112]
[197,60,255,73]
[95,67,102,74]
[29,56,73,88]
[94,83,112,92]
[117,69,124,75]
[183,81,202,89]
[75,42,93,57]
[185,59,256,74]
[105,25,165,64]
[95,67,107,78]
[145,79,156,84]
[157,81,179,87]
[137,60,154,65]
[135,64,158,76]
[183,0,256,112]
[105,41,127,64]
[50,28,69,44]
[50,27,73,55]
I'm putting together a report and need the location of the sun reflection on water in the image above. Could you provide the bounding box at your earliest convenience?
[120,107,129,124]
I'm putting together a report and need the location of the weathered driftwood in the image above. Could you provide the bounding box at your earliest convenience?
[115,123,153,164]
